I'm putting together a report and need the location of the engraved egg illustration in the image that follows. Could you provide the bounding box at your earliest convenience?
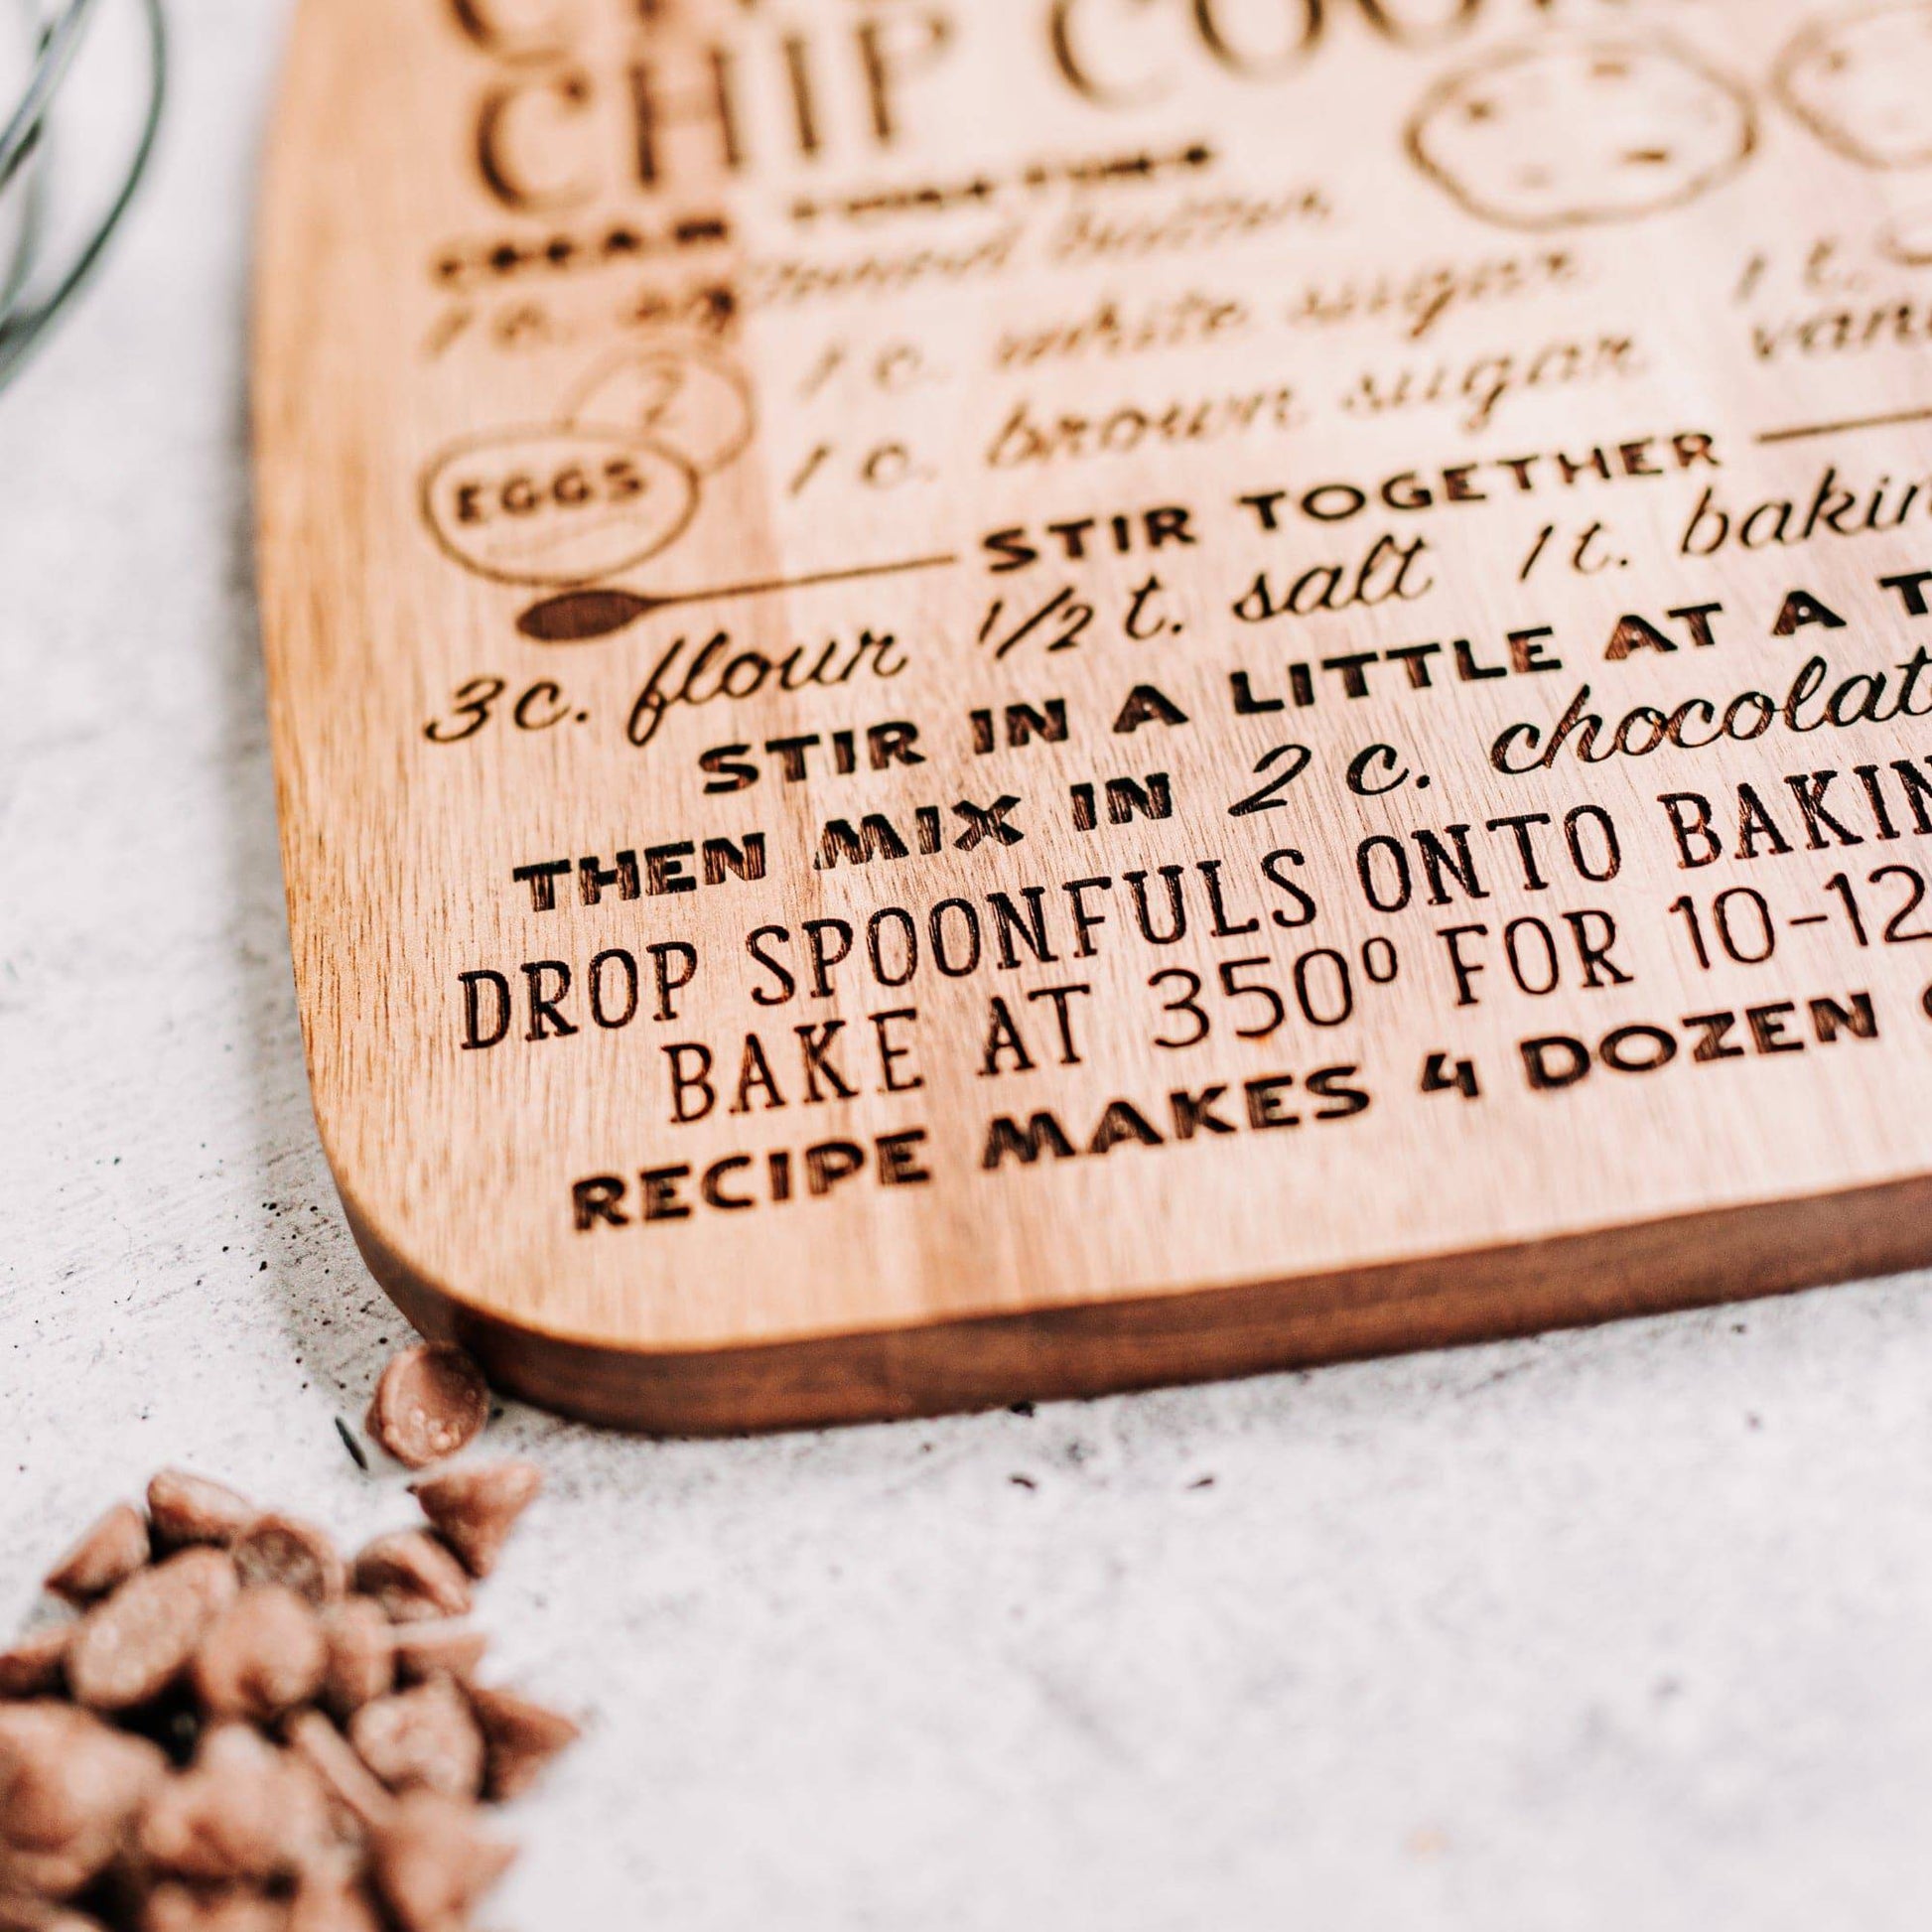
[564,348,756,476]
[420,427,699,589]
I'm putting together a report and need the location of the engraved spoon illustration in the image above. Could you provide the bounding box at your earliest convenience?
[516,552,961,643]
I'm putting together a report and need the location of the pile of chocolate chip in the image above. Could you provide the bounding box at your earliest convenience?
[0,1345,577,1932]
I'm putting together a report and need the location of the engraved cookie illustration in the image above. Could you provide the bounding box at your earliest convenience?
[1774,3,1932,171]
[1406,38,1756,232]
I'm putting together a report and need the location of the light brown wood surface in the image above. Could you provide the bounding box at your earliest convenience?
[256,0,1932,1431]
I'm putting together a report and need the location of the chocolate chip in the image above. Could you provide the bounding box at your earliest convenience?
[0,1901,110,1932]
[136,1882,291,1932]
[284,1873,382,1932]
[68,1552,239,1715]
[189,1589,328,1725]
[281,1714,392,1837]
[46,1507,151,1605]
[364,1348,489,1471]
[0,1700,168,1898]
[316,1602,392,1722]
[146,1475,255,1554]
[388,1624,486,1687]
[0,1626,72,1700]
[467,1685,581,1802]
[231,1520,345,1610]
[136,1724,335,1885]
[407,1461,540,1580]
[349,1536,470,1626]
[366,1792,514,1932]
[347,1681,483,1802]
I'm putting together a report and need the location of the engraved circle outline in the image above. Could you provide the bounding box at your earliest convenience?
[417,424,703,591]
[561,345,758,478]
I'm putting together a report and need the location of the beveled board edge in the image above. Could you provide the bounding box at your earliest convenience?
[338,1170,1932,1435]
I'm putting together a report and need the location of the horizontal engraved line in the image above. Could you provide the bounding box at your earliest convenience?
[1755,405,1932,446]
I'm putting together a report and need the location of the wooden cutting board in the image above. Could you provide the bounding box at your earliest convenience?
[255,0,1932,1432]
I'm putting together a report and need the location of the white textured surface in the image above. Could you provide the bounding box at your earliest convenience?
[6,7,1932,1927]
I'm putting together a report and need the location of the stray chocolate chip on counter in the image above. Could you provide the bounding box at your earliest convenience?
[364,1347,489,1471]
[407,1462,541,1580]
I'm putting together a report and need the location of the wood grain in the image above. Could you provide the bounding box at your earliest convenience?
[256,0,1932,1430]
